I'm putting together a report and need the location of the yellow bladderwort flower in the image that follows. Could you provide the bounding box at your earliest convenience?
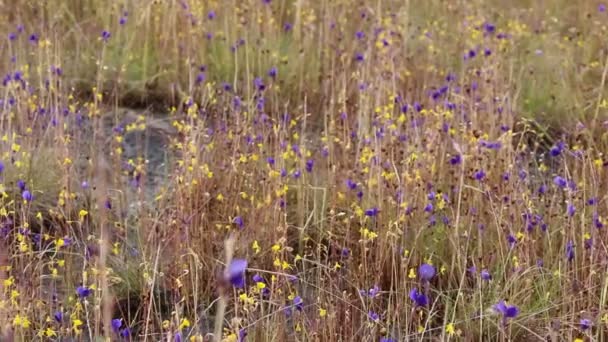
[446,323,456,336]
[179,318,190,330]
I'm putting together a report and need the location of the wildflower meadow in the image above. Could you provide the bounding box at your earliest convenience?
[1,0,608,341]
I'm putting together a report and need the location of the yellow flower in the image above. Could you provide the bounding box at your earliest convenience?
[252,240,261,254]
[319,308,327,317]
[13,314,31,328]
[446,323,456,336]
[179,318,190,330]
[45,327,57,337]
[408,268,416,279]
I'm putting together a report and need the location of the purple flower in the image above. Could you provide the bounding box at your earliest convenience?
[355,53,364,62]
[418,263,436,281]
[120,328,131,338]
[368,284,380,297]
[293,296,303,311]
[233,216,244,229]
[566,240,575,262]
[567,203,576,217]
[17,180,26,191]
[119,17,127,25]
[409,288,428,307]
[111,318,122,333]
[600,3,606,12]
[195,72,206,84]
[226,259,248,288]
[553,176,567,188]
[305,159,314,173]
[254,77,265,91]
[252,274,264,283]
[507,234,517,248]
[54,311,63,323]
[0,161,4,173]
[101,30,111,42]
[365,208,379,217]
[208,10,216,20]
[76,285,92,298]
[580,318,592,330]
[238,329,247,342]
[346,179,357,190]
[368,310,379,322]
[474,170,486,181]
[481,269,491,280]
[494,301,519,320]
[550,142,565,156]
[268,67,277,79]
[355,31,365,40]
[22,190,33,202]
[29,34,38,44]
[449,154,462,165]
[175,332,182,342]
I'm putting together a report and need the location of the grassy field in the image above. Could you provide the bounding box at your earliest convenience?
[1,0,608,341]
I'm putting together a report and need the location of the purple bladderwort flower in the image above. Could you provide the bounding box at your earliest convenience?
[494,300,519,323]
[120,328,131,338]
[380,338,396,342]
[101,30,111,42]
[418,264,436,281]
[580,318,592,330]
[17,179,26,191]
[268,66,277,79]
[409,288,428,307]
[368,310,380,322]
[474,169,486,181]
[293,296,303,311]
[566,240,575,262]
[567,203,576,217]
[449,154,462,165]
[195,72,205,85]
[253,77,265,91]
[481,269,491,281]
[22,190,33,202]
[305,159,314,173]
[226,259,247,288]
[365,207,379,217]
[111,318,122,333]
[553,176,567,188]
[550,141,565,157]
[54,311,63,323]
[233,216,244,229]
[76,285,92,298]
[346,179,357,190]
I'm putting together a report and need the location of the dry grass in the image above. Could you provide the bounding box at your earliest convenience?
[0,0,607,341]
